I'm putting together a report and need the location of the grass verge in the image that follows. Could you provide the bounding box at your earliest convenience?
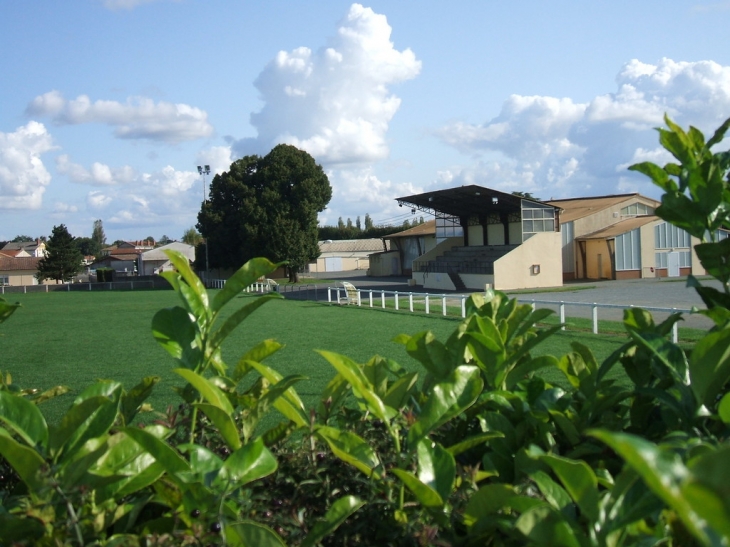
[0,289,696,424]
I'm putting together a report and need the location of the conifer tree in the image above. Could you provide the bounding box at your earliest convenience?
[36,225,83,283]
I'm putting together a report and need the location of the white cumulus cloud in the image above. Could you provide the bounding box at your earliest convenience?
[27,90,213,143]
[234,3,421,166]
[56,155,136,186]
[436,58,730,199]
[0,122,56,210]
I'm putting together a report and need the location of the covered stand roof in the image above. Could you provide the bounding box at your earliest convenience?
[395,185,550,218]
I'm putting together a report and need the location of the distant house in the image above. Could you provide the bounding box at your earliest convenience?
[369,220,436,276]
[307,239,388,274]
[0,257,42,286]
[1,240,46,258]
[138,242,195,275]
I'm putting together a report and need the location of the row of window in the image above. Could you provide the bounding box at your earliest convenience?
[621,203,653,216]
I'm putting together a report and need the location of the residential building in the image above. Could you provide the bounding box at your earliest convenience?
[0,257,42,286]
[1,240,46,258]
[138,242,195,275]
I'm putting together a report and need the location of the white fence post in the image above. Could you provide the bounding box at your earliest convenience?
[560,302,565,330]
[425,295,430,315]
[409,293,413,313]
[395,291,399,311]
[672,308,678,343]
[381,291,386,309]
[592,304,598,334]
[461,297,466,318]
[442,296,447,316]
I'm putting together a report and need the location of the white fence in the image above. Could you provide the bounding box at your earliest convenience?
[206,280,696,342]
[525,299,692,344]
[327,286,469,318]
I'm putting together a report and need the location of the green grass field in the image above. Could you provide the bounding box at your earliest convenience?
[0,289,699,424]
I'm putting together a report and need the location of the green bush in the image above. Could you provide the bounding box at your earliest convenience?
[0,116,728,545]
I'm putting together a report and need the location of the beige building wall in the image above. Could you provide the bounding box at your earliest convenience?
[509,221,522,244]
[690,236,704,276]
[467,225,484,246]
[639,222,658,278]
[493,232,562,290]
[487,224,504,245]
[368,251,399,276]
[2,272,41,286]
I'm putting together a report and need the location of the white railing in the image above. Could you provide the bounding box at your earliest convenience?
[327,286,468,318]
[525,299,692,343]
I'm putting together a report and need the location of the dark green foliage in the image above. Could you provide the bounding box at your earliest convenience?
[35,224,83,283]
[197,144,332,280]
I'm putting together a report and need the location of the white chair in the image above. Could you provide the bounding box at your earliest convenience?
[339,281,359,305]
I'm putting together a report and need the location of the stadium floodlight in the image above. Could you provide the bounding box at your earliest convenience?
[197,165,212,281]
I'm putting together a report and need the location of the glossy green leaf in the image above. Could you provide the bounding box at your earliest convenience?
[317,350,393,422]
[540,454,599,522]
[174,368,234,414]
[233,339,284,381]
[401,330,453,379]
[0,514,45,544]
[151,306,199,367]
[416,438,455,503]
[515,504,583,547]
[120,376,160,426]
[689,326,730,408]
[226,521,287,547]
[123,426,191,475]
[463,483,518,527]
[446,431,504,456]
[719,393,730,424]
[392,468,444,508]
[0,297,20,324]
[590,429,715,546]
[210,293,281,353]
[407,365,482,449]
[212,257,282,312]
[316,425,381,479]
[50,396,119,460]
[0,430,46,491]
[530,470,573,513]
[246,360,308,427]
[0,390,48,449]
[163,250,210,317]
[218,436,277,486]
[178,443,224,476]
[194,403,241,451]
[301,495,365,547]
[382,371,419,410]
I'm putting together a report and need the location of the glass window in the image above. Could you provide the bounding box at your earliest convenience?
[616,229,641,270]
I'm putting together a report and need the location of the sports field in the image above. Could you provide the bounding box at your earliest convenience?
[0,288,692,424]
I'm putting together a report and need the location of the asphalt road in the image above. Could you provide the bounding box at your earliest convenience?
[301,270,719,330]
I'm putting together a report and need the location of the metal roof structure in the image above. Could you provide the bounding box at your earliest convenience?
[395,185,552,218]
[546,193,660,224]
[576,215,659,240]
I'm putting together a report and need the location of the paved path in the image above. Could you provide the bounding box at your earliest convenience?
[301,271,719,330]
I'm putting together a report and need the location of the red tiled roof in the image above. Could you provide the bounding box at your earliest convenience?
[0,257,40,271]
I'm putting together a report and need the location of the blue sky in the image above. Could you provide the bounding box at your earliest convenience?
[2,0,730,243]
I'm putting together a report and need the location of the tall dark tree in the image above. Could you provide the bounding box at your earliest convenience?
[12,235,34,243]
[36,225,83,283]
[364,213,374,230]
[198,144,331,282]
[356,216,361,230]
[91,219,106,255]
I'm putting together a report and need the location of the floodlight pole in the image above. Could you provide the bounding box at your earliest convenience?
[197,165,211,282]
